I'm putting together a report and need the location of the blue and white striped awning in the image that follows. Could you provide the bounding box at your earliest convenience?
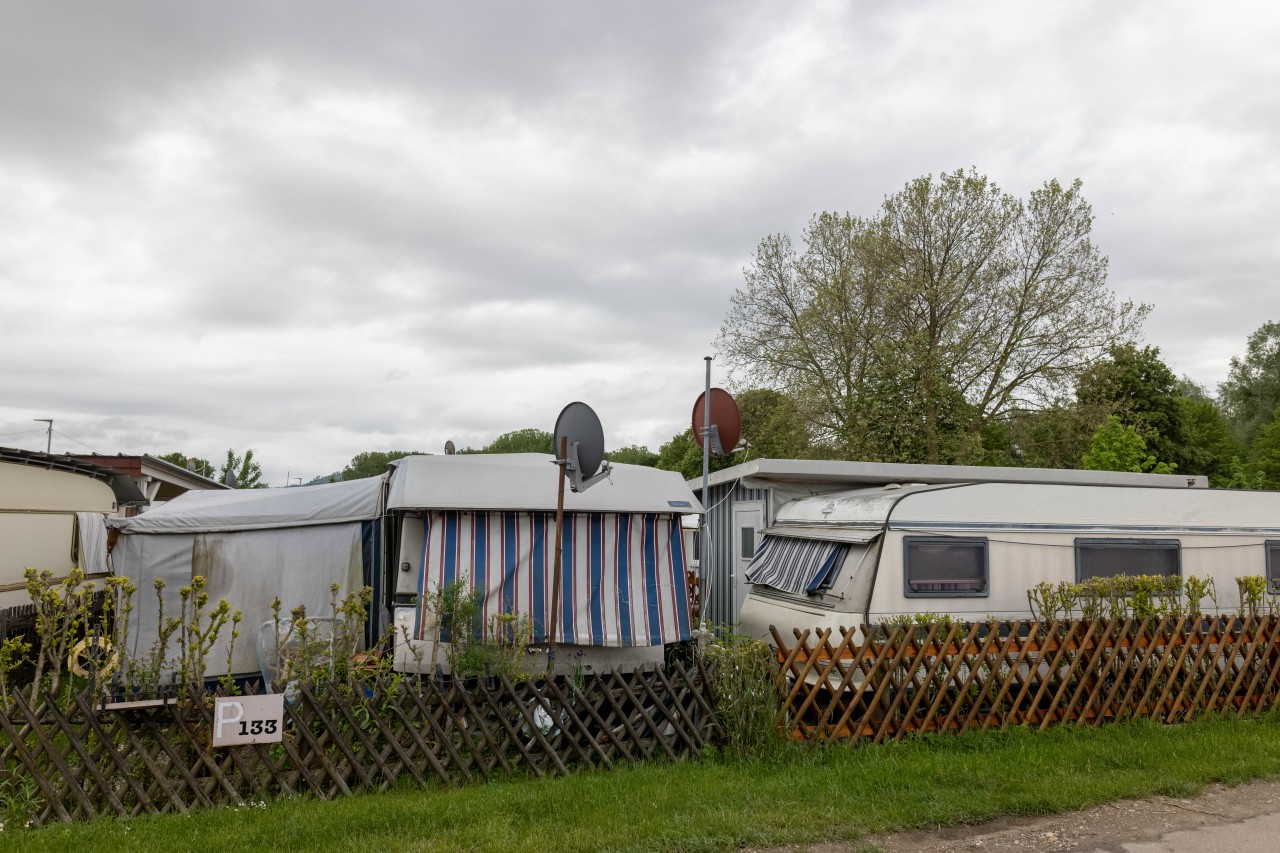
[415,510,692,648]
[745,536,850,595]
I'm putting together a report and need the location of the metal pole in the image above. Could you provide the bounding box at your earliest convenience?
[34,419,52,454]
[700,357,712,625]
[549,436,569,652]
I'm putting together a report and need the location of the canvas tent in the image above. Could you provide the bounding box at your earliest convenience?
[386,454,702,672]
[109,477,384,679]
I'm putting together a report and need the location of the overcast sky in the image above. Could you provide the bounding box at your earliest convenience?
[3,1,1278,485]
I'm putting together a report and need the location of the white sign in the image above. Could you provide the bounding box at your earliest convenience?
[212,694,285,747]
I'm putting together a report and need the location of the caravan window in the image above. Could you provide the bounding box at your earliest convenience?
[903,537,988,597]
[1075,539,1180,580]
[1267,541,1280,593]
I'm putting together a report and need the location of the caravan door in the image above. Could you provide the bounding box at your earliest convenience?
[731,501,765,621]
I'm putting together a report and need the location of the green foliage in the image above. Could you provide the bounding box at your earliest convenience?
[1082,415,1175,474]
[341,450,426,481]
[1076,344,1185,468]
[603,445,659,467]
[1026,575,1219,623]
[1220,320,1280,446]
[462,428,555,455]
[1249,405,1280,489]
[1177,382,1246,486]
[421,577,532,681]
[719,168,1146,464]
[157,451,215,478]
[655,428,741,480]
[875,611,960,640]
[704,631,779,760]
[219,448,266,489]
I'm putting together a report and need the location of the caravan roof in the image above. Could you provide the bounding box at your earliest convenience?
[109,477,383,533]
[387,454,703,514]
[697,458,1208,492]
[774,481,1280,536]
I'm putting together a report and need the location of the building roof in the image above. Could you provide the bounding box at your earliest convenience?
[692,458,1208,492]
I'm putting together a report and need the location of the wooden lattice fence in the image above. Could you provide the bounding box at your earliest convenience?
[772,616,1280,742]
[0,663,717,826]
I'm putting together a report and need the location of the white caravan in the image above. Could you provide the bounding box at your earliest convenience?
[1,448,142,612]
[737,479,1280,644]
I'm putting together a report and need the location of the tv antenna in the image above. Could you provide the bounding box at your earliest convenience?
[692,358,742,622]
[548,402,612,650]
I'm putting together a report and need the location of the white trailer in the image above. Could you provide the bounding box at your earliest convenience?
[737,479,1280,643]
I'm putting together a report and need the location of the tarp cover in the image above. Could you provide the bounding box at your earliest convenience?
[414,510,691,647]
[113,524,366,676]
[388,455,703,515]
[109,477,382,533]
[745,536,850,595]
[75,512,110,576]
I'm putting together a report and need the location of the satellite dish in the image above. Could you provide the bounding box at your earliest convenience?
[444,440,456,456]
[692,388,742,457]
[223,468,237,488]
[553,402,612,493]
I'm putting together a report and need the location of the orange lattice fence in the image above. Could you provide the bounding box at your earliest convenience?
[771,616,1280,742]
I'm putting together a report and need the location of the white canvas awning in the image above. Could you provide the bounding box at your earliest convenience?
[109,477,384,534]
[760,524,881,545]
[387,454,703,515]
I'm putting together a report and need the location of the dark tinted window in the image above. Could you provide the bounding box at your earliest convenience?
[904,537,988,597]
[1267,541,1280,593]
[1075,539,1180,580]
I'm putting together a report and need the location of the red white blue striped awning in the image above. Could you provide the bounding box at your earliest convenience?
[415,511,692,647]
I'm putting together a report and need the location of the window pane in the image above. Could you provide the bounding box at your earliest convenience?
[740,527,756,559]
[905,538,986,595]
[1268,542,1280,593]
[1076,540,1179,580]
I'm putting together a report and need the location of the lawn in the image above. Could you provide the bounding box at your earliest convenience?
[11,713,1280,852]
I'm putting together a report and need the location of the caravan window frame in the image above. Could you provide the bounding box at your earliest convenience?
[902,536,989,598]
[1074,538,1181,581]
[1267,541,1280,594]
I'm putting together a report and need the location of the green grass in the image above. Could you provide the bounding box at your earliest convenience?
[11,714,1280,852]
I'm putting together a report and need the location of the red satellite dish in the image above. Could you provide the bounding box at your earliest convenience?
[692,388,742,457]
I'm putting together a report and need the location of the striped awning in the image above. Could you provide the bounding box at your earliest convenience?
[415,510,691,648]
[745,536,849,595]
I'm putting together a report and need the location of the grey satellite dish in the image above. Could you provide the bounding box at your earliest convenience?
[444,440,456,456]
[223,468,237,488]
[553,401,612,493]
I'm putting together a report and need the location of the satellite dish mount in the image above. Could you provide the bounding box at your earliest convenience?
[547,402,612,654]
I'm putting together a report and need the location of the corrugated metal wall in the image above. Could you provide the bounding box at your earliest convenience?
[696,480,771,627]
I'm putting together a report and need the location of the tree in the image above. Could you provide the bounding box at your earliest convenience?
[1249,406,1280,489]
[341,450,426,481]
[655,429,740,481]
[219,448,265,489]
[1075,344,1184,468]
[463,428,555,455]
[1081,416,1175,474]
[719,169,1147,463]
[1220,321,1280,446]
[605,445,659,467]
[1176,381,1244,487]
[157,452,215,479]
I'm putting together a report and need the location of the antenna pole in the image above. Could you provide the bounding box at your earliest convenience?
[34,419,53,454]
[700,357,711,621]
[549,435,568,654]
